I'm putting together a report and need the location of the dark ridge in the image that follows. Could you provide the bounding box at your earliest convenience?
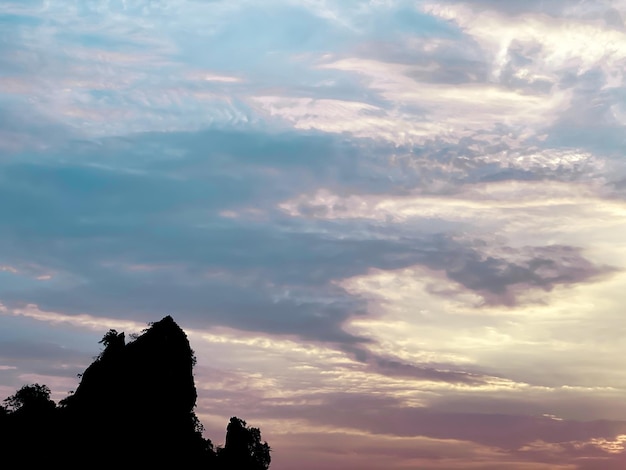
[0,316,271,469]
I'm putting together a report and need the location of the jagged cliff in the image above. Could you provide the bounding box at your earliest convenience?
[61,315,211,466]
[0,316,270,469]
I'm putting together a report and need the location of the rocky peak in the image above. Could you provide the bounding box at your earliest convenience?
[1,316,271,469]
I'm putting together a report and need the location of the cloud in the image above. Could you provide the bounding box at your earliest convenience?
[253,57,571,145]
[0,129,437,345]
[425,2,626,91]
[431,0,571,17]
[0,0,258,137]
[251,392,626,467]
[282,184,616,304]
[433,244,613,304]
[434,0,626,21]
[339,341,493,385]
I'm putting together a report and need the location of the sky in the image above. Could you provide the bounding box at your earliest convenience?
[1,0,626,468]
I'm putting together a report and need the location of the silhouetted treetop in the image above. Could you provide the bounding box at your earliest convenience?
[220,416,272,470]
[3,383,55,413]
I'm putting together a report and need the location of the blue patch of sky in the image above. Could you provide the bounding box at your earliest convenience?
[0,13,44,27]
[356,6,462,39]
[173,5,352,71]
[55,31,147,52]
[0,271,34,291]
[0,316,103,360]
[87,89,117,105]
[68,0,168,18]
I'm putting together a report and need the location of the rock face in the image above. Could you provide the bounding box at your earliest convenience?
[61,315,212,466]
[0,316,271,469]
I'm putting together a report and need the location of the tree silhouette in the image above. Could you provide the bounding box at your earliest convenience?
[218,416,272,470]
[3,383,56,413]
[96,328,125,360]
[0,383,58,466]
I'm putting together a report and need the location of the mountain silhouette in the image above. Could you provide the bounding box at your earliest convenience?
[0,316,271,469]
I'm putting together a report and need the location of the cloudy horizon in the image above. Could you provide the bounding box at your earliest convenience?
[2,0,626,468]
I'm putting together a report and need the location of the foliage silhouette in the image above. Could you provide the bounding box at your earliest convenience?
[3,383,55,413]
[219,417,272,470]
[0,316,270,469]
